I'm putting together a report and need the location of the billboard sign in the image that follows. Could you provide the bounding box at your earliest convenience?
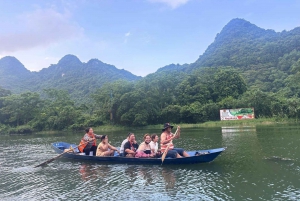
[220,108,255,120]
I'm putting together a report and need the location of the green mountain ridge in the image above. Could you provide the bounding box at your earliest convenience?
[0,54,141,103]
[2,18,300,130]
[157,18,300,94]
[1,18,300,103]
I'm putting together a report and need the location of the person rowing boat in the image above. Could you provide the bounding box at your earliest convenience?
[160,123,189,158]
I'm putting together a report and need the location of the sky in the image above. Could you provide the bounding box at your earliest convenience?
[0,0,300,76]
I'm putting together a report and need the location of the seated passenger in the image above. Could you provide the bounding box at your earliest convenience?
[124,133,139,157]
[135,134,155,158]
[150,134,159,154]
[96,135,119,156]
[160,123,190,158]
[78,127,102,156]
[119,132,133,156]
[150,134,161,157]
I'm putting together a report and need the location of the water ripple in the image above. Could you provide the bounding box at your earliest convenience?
[1,127,300,200]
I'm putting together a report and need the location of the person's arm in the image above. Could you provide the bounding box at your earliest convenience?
[108,144,119,153]
[174,126,180,139]
[94,134,102,139]
[124,142,135,154]
[160,133,174,145]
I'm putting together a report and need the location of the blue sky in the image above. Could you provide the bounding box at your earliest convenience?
[0,0,300,76]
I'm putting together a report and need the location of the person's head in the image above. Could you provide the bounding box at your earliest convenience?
[143,134,151,144]
[151,134,159,143]
[128,133,135,142]
[101,135,108,143]
[127,132,134,140]
[162,123,173,132]
[85,127,93,134]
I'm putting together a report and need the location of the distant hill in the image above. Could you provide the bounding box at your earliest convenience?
[2,18,300,103]
[190,18,300,71]
[0,56,33,92]
[157,18,300,93]
[155,63,188,74]
[0,54,141,103]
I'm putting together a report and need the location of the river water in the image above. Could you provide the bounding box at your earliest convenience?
[1,125,300,200]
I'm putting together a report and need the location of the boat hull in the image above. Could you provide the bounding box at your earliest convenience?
[52,142,225,165]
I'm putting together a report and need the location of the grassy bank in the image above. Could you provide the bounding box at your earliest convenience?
[4,117,297,136]
[96,117,297,131]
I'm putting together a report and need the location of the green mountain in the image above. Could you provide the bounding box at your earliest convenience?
[0,56,33,92]
[2,18,300,104]
[2,18,300,129]
[0,54,141,103]
[157,18,300,93]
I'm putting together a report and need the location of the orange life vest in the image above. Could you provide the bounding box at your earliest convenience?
[160,132,174,152]
[78,134,97,153]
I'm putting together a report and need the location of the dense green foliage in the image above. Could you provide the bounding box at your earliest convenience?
[187,19,300,94]
[1,18,300,133]
[1,65,300,134]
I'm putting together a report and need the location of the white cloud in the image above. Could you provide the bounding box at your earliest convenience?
[125,32,131,37]
[148,0,190,9]
[124,31,131,43]
[0,8,83,53]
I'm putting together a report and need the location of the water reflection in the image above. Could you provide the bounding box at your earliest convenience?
[86,164,179,192]
[136,167,154,185]
[221,126,256,135]
[79,164,112,181]
[161,167,176,190]
[79,164,97,181]
[123,165,177,190]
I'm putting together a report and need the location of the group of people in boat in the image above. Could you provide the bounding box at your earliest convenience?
[77,123,190,158]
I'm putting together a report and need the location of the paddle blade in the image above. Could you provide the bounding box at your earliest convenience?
[161,144,171,165]
[161,151,167,164]
[34,152,66,168]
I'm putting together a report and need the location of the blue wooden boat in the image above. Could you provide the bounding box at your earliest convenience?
[52,142,225,165]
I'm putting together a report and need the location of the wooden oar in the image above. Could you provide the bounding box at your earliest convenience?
[161,128,178,165]
[34,140,90,168]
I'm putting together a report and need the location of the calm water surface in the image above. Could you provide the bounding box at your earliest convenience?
[1,125,300,200]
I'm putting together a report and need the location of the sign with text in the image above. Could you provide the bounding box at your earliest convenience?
[220,108,255,120]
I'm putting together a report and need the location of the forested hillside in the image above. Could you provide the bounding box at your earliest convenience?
[159,18,300,95]
[0,55,141,103]
[1,18,300,133]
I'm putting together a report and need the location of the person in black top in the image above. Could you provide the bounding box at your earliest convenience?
[124,133,139,157]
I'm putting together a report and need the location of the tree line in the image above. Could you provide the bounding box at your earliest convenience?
[1,67,300,134]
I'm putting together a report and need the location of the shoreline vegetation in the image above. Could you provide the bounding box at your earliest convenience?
[1,117,298,136]
[2,67,300,135]
[29,118,299,135]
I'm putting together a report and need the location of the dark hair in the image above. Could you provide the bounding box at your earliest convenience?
[85,127,92,133]
[101,135,107,141]
[128,133,134,138]
[151,134,157,141]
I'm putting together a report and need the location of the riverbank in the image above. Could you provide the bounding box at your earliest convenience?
[94,117,296,131]
[2,117,297,135]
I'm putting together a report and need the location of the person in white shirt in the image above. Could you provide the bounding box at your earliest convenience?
[120,132,134,156]
[150,134,160,156]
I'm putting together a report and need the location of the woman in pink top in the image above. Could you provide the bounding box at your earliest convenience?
[135,134,155,158]
[160,123,189,158]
